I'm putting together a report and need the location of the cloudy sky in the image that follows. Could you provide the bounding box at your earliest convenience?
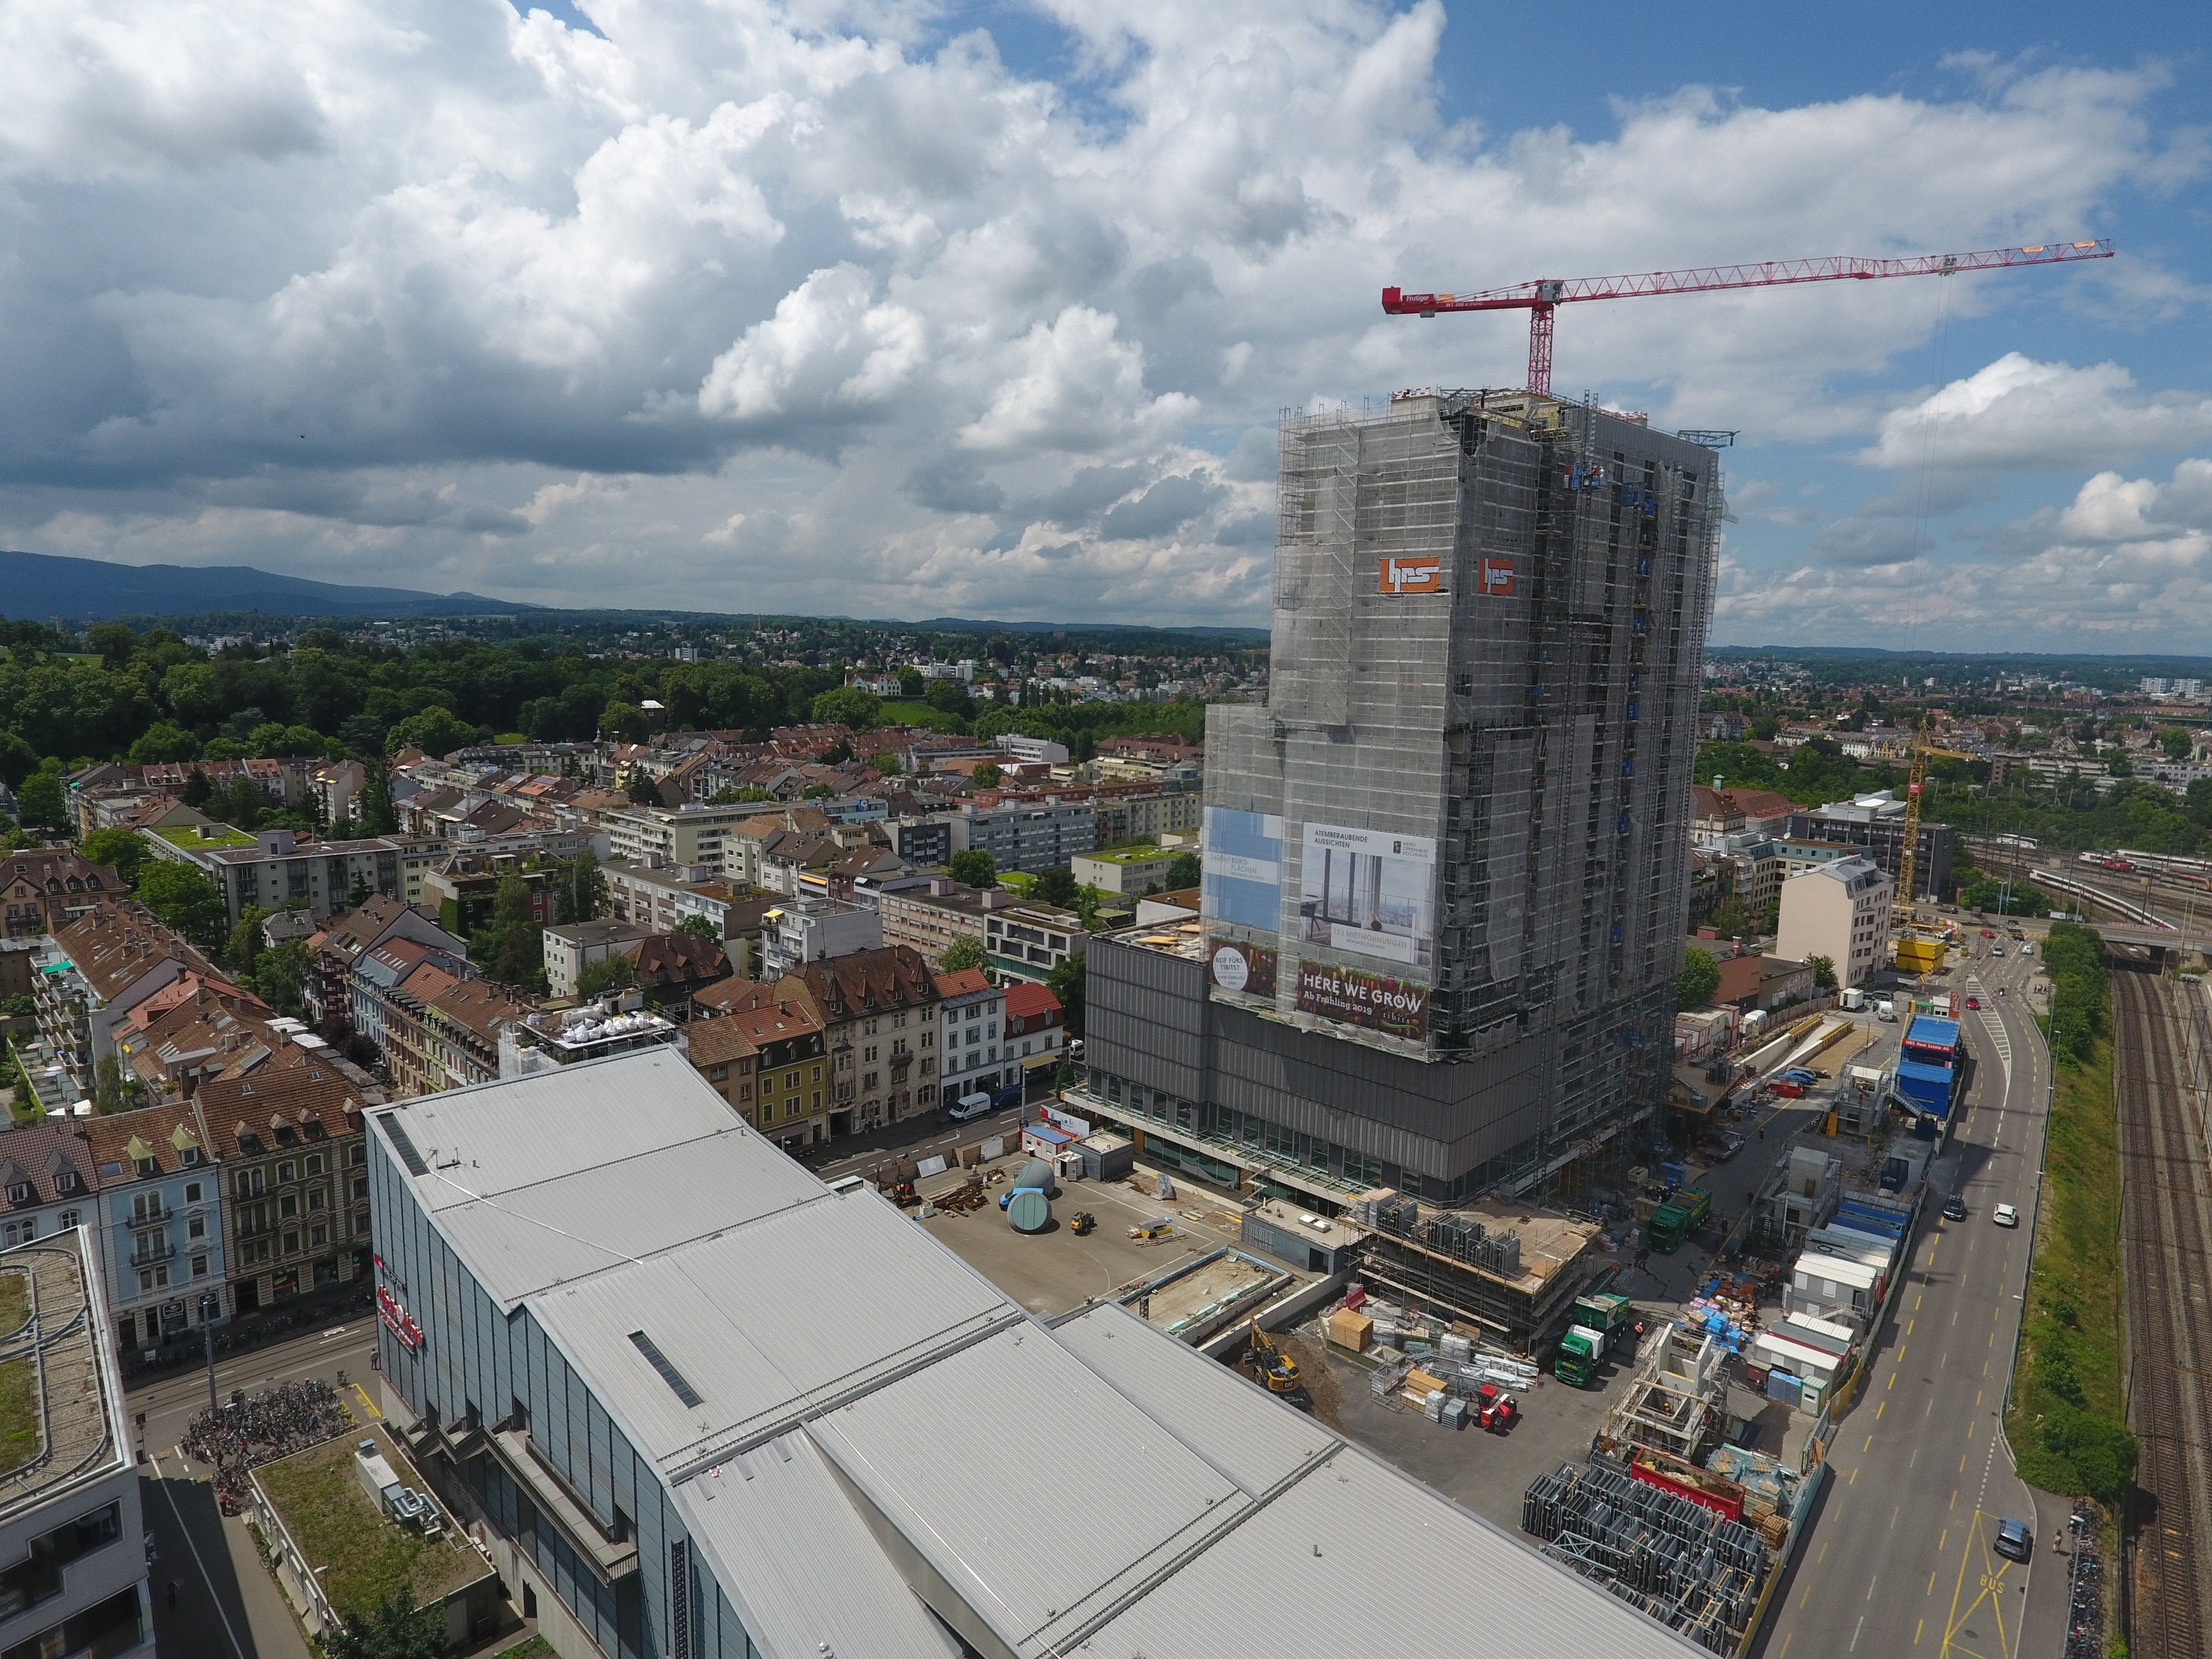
[1,0,2206,646]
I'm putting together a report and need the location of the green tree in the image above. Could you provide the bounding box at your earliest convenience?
[626,771,663,805]
[1677,946,1721,1009]
[136,861,228,951]
[2160,725,2192,761]
[471,874,544,989]
[355,764,397,836]
[78,828,148,887]
[577,953,639,998]
[554,850,608,926]
[1073,882,1105,930]
[15,767,65,831]
[1165,852,1201,890]
[251,939,310,1015]
[221,773,263,832]
[95,1053,128,1114]
[126,722,203,765]
[180,766,213,808]
[1032,865,1079,909]
[601,700,651,743]
[673,914,722,943]
[384,706,476,758]
[872,751,902,776]
[324,1584,447,1659]
[897,665,925,699]
[810,686,883,731]
[1806,953,1837,992]
[940,936,986,973]
[948,850,996,889]
[225,906,268,975]
[707,785,774,805]
[1045,954,1085,1036]
[924,679,973,718]
[970,762,1003,788]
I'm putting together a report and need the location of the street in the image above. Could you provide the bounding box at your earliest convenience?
[1757,938,2061,1659]
[132,1322,379,1659]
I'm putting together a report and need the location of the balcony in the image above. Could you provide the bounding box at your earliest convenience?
[130,1238,176,1265]
[122,1207,169,1232]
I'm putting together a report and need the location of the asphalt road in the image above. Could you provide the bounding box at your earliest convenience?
[1757,941,2061,1659]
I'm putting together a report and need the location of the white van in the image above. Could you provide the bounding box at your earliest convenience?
[948,1093,995,1123]
[1874,1000,1897,1022]
[1839,987,1865,1011]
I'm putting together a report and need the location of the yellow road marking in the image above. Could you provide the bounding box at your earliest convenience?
[1916,1617,1924,1644]
[351,1382,382,1421]
[1939,1529,1947,1550]
[1877,1400,1886,1419]
[1927,1570,1937,1595]
[1850,1467,1859,1484]
[1866,1434,1875,1452]
[1889,1372,1897,1391]
[1908,1318,1915,1335]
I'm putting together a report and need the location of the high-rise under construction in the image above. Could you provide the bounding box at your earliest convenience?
[1085,390,1720,1203]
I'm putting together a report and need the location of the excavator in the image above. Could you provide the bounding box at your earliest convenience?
[1244,1319,1302,1394]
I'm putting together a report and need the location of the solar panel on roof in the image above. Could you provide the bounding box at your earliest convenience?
[379,1116,432,1177]
[630,1330,704,1408]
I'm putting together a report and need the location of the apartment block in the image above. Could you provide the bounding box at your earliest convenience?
[1785,793,1953,903]
[1776,856,1893,991]
[949,798,1096,874]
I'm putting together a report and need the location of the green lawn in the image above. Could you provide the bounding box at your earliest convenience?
[256,1432,483,1618]
[0,1358,41,1477]
[0,1271,28,1338]
[151,825,257,850]
[2007,1029,2132,1503]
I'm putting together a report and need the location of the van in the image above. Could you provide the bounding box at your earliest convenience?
[1875,1000,1897,1022]
[1839,987,1865,1011]
[948,1093,995,1123]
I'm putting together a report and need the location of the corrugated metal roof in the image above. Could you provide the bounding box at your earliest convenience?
[1089,1443,1711,1657]
[1052,1302,1333,1497]
[532,1188,1019,1476]
[806,1322,1250,1658]
[675,1431,959,1659]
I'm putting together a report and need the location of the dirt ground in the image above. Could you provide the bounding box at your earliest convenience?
[1274,1333,1342,1431]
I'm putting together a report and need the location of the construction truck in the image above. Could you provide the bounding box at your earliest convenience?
[1646,1186,1713,1254]
[1244,1320,1302,1394]
[1553,1292,1636,1387]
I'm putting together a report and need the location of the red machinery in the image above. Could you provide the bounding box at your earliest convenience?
[1382,241,2113,395]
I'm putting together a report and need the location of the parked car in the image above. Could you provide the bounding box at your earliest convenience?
[1992,1203,2020,1228]
[1965,996,1982,1010]
[947,1094,995,1123]
[1994,1518,2032,1561]
[1768,1080,1804,1099]
[1942,1194,1967,1221]
[1779,1068,1819,1085]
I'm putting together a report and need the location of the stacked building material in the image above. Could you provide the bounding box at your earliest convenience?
[1522,1459,1772,1654]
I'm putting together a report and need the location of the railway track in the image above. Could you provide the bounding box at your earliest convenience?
[2113,966,2212,1658]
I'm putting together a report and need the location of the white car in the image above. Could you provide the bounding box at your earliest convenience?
[1992,1203,2019,1228]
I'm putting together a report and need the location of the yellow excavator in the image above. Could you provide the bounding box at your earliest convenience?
[1244,1319,1302,1394]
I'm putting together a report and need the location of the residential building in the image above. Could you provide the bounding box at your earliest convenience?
[1086,391,1718,1206]
[198,1063,375,1315]
[1136,888,1201,927]
[113,977,275,1101]
[1,849,124,939]
[717,807,833,888]
[422,978,527,1091]
[0,1228,153,1659]
[0,1121,98,1253]
[1786,794,1953,903]
[543,920,652,999]
[693,996,827,1150]
[39,903,217,1091]
[350,937,469,1067]
[420,851,556,937]
[87,1100,223,1352]
[631,932,729,1012]
[599,802,762,872]
[307,759,366,827]
[777,946,939,1136]
[932,968,1006,1108]
[760,895,881,978]
[306,894,466,1029]
[949,798,1096,874]
[1002,981,1067,1098]
[364,1053,1689,1659]
[993,733,1069,765]
[1087,784,1202,845]
[1709,952,1818,1012]
[878,879,1006,966]
[148,827,424,927]
[682,1015,759,1128]
[602,861,724,935]
[1690,785,1795,852]
[983,901,1086,986]
[1071,845,1180,895]
[1776,856,1893,991]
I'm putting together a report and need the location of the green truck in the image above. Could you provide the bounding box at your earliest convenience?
[1554,1291,1635,1387]
[1645,1185,1713,1254]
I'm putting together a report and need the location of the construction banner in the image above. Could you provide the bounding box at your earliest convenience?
[1206,937,1279,1000]
[1293,958,1430,1042]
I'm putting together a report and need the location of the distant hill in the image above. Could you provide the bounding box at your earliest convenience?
[0,550,540,621]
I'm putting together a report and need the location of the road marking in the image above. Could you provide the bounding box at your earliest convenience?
[1864,1434,1874,1452]
[1888,1372,1896,1391]
[1908,1318,1915,1335]
[1917,1293,1923,1311]
[351,1382,382,1421]
[1867,1573,1879,1600]
[1916,1617,1924,1644]
[1850,1615,1865,1651]
[1780,1635,1792,1657]
[147,1452,250,1659]
[1877,1400,1886,1419]
[1850,1466,1858,1485]
[1939,1529,1947,1551]
[1820,1539,1830,1564]
[1928,1569,1937,1594]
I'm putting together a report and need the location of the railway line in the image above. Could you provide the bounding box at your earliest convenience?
[2112,965,2212,1659]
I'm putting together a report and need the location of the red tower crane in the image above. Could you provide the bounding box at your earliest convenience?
[1381,240,2113,396]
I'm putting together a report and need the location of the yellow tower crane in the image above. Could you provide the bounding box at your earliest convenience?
[1893,733,1977,976]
